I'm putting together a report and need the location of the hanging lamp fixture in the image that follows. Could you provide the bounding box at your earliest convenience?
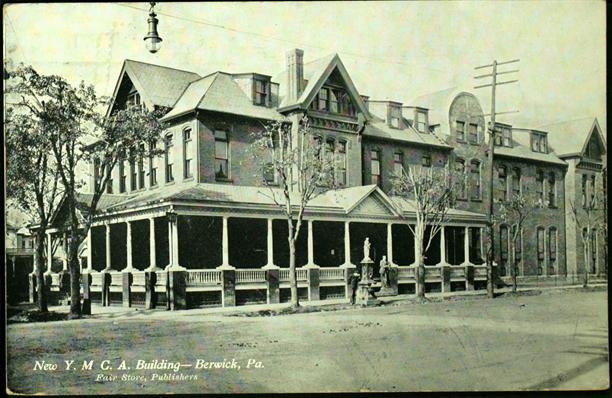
[143,2,162,53]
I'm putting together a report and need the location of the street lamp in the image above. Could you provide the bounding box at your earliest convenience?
[143,2,162,54]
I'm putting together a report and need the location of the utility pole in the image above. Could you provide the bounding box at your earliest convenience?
[474,59,519,298]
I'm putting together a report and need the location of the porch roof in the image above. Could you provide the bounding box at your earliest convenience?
[88,182,487,224]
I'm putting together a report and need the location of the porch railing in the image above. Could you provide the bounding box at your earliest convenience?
[91,272,103,286]
[132,272,146,286]
[319,268,345,280]
[235,269,267,283]
[186,270,221,285]
[279,268,308,282]
[474,265,487,280]
[450,266,466,280]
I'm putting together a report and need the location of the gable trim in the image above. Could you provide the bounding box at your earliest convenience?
[345,185,401,217]
[580,119,607,157]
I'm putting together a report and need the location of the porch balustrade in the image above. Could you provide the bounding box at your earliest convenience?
[132,272,146,286]
[235,269,267,283]
[474,265,488,280]
[450,266,466,281]
[186,270,221,286]
[279,268,308,282]
[319,268,344,280]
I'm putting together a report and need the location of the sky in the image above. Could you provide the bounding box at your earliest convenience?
[3,1,606,130]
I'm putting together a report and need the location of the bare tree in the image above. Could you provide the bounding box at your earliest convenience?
[392,164,456,298]
[569,187,605,287]
[250,115,338,308]
[495,190,543,293]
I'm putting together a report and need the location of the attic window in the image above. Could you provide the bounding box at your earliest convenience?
[127,92,142,110]
[415,110,427,133]
[531,132,548,153]
[254,78,267,106]
[389,105,401,129]
[494,125,512,147]
[311,86,355,116]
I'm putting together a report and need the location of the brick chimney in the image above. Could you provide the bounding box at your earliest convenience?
[286,48,304,104]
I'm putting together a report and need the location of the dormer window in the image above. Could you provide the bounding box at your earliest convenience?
[253,78,268,106]
[468,123,479,145]
[531,132,548,153]
[456,121,465,142]
[389,105,402,129]
[494,125,512,147]
[415,109,428,133]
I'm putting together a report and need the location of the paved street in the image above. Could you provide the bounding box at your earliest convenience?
[7,288,609,393]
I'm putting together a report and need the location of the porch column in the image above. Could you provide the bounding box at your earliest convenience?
[217,216,234,269]
[104,224,112,271]
[147,218,158,271]
[45,231,53,274]
[480,227,485,262]
[439,226,447,265]
[341,221,352,267]
[306,220,317,268]
[124,221,133,271]
[166,211,183,270]
[263,218,278,269]
[387,223,394,265]
[85,228,94,273]
[462,226,471,266]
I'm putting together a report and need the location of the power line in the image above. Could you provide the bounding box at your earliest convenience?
[472,58,520,299]
[114,3,447,73]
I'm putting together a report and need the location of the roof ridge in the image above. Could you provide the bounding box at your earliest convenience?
[124,59,200,76]
[538,116,596,128]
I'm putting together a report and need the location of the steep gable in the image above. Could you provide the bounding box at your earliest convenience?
[279,54,371,118]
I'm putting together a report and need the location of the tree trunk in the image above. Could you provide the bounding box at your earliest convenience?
[34,230,48,312]
[415,226,425,298]
[289,239,299,308]
[68,229,82,317]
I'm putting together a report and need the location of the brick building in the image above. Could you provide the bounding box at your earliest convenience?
[41,49,606,308]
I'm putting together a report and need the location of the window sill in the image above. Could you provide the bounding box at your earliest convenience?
[183,177,194,182]
[470,198,483,202]
[215,178,234,183]
[165,181,176,186]
[149,184,159,190]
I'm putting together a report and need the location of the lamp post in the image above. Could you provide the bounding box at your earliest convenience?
[143,2,162,54]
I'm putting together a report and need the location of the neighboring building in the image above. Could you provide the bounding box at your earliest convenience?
[39,49,605,308]
[540,117,607,278]
[6,212,35,303]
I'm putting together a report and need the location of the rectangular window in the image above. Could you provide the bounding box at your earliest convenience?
[130,158,137,191]
[494,131,503,146]
[254,79,267,106]
[540,135,548,153]
[500,226,509,275]
[106,177,113,194]
[502,127,511,147]
[127,92,142,110]
[119,160,126,193]
[422,154,431,168]
[590,175,596,207]
[455,121,465,141]
[513,225,522,265]
[537,228,545,274]
[149,140,157,187]
[497,166,507,201]
[470,161,481,200]
[512,168,521,197]
[455,159,466,199]
[214,130,229,180]
[532,133,548,153]
[536,170,544,203]
[390,116,400,129]
[469,227,482,263]
[329,90,339,114]
[416,111,427,133]
[468,123,478,144]
[336,141,347,186]
[371,150,381,187]
[338,92,355,116]
[393,152,403,176]
[165,133,174,183]
[318,88,328,111]
[548,172,556,207]
[183,128,193,179]
[581,174,588,207]
[548,227,557,273]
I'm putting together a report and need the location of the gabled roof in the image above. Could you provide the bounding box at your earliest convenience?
[107,60,201,115]
[538,117,606,158]
[161,72,285,122]
[276,54,371,118]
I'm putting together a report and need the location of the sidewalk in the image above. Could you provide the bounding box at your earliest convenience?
[36,281,607,322]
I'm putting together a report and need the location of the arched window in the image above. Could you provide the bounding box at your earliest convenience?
[470,160,481,200]
[548,227,557,275]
